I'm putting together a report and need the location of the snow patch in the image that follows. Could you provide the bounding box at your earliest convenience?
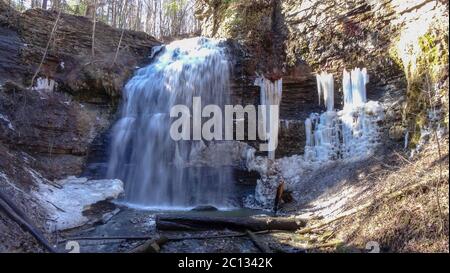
[32,77,57,92]
[0,113,14,131]
[33,175,124,231]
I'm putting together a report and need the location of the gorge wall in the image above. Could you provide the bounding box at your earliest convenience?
[1,1,160,181]
[196,0,449,156]
[0,1,159,251]
[0,0,448,252]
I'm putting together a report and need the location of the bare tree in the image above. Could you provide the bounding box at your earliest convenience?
[10,0,200,39]
[91,0,97,59]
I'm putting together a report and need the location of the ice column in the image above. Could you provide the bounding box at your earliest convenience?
[342,69,353,111]
[255,76,283,160]
[305,68,381,162]
[350,68,369,107]
[316,72,334,112]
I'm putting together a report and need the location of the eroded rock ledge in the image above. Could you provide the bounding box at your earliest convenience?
[0,2,160,180]
[0,1,159,252]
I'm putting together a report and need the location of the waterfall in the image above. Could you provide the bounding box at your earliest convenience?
[107,37,235,208]
[305,68,383,161]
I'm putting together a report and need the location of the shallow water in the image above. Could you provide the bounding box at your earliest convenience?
[57,206,271,253]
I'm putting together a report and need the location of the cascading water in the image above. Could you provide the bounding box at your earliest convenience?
[107,37,235,208]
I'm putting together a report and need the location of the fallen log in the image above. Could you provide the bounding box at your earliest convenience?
[156,214,306,231]
[246,230,272,253]
[62,230,275,243]
[59,235,153,244]
[127,236,169,253]
[167,230,272,241]
[0,192,56,252]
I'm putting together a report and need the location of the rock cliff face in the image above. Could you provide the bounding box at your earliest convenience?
[282,0,448,147]
[0,1,160,181]
[0,1,159,251]
[196,0,449,155]
[1,2,159,99]
[196,0,318,156]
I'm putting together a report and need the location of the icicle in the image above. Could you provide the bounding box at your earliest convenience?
[32,77,57,92]
[316,72,334,111]
[324,73,334,112]
[350,68,368,107]
[316,74,322,106]
[305,68,382,162]
[362,67,369,85]
[342,69,353,111]
[404,130,409,149]
[255,76,283,160]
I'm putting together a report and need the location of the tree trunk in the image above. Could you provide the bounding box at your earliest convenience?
[156,214,306,231]
[91,0,97,58]
[85,0,96,18]
[51,0,61,11]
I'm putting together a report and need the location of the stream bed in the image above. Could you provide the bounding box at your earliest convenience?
[57,206,276,253]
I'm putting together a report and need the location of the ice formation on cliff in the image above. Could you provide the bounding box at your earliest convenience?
[305,68,383,162]
[245,68,384,208]
[254,76,283,160]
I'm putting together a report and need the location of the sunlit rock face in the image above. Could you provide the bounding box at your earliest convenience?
[282,0,448,148]
[199,0,447,155]
[107,37,236,208]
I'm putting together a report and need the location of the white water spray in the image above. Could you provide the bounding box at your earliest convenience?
[107,37,235,208]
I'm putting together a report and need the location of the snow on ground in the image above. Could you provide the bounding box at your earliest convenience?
[33,175,123,231]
